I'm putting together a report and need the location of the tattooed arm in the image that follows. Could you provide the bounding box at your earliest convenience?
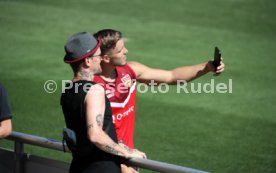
[85,84,144,159]
[118,140,147,159]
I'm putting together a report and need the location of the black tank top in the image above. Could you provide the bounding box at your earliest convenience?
[60,80,118,161]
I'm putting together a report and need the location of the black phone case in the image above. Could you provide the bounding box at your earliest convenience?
[213,46,221,68]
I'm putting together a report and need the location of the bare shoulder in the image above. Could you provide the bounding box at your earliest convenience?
[85,83,105,104]
[128,61,150,76]
[128,61,142,68]
[128,61,151,69]
[91,83,104,90]
[88,83,105,95]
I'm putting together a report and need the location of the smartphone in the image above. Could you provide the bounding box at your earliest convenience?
[213,46,221,69]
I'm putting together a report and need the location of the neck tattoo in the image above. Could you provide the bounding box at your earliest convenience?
[79,70,93,80]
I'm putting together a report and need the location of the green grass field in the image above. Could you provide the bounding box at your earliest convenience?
[1,0,276,172]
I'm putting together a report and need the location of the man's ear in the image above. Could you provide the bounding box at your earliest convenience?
[84,57,92,67]
[102,54,110,63]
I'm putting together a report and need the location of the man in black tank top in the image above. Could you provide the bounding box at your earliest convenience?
[61,32,145,173]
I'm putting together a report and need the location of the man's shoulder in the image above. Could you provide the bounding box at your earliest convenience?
[118,63,137,79]
[86,84,105,98]
[127,61,140,68]
[127,61,150,78]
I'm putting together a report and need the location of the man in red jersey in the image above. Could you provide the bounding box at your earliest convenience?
[93,29,225,164]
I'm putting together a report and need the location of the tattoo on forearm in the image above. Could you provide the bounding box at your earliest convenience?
[96,114,104,127]
[124,145,133,154]
[87,123,93,129]
[119,140,133,153]
[104,143,119,155]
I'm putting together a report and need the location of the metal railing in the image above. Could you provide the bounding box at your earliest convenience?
[4,131,208,173]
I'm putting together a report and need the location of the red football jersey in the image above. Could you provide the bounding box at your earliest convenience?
[94,64,137,148]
